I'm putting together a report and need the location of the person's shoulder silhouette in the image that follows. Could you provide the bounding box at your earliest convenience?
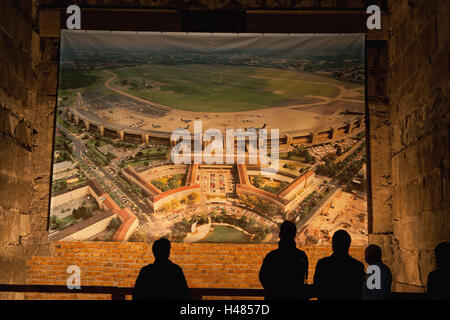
[427,241,450,300]
[313,230,365,300]
[259,220,309,300]
[362,244,392,300]
[133,238,190,300]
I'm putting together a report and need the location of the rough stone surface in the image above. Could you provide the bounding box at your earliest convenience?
[0,0,52,299]
[368,0,450,292]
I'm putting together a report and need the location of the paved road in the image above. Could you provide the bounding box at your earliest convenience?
[60,124,171,235]
[296,186,339,229]
[294,145,365,228]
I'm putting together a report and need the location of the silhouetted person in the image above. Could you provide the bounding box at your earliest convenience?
[133,238,190,300]
[427,241,450,300]
[361,244,392,300]
[313,230,365,300]
[259,220,309,300]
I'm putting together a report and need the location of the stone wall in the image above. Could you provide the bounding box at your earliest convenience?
[0,0,53,298]
[380,0,449,292]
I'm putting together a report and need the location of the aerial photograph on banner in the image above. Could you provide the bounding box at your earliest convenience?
[49,31,368,245]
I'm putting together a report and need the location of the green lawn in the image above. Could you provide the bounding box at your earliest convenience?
[280,153,306,162]
[56,115,79,133]
[198,225,250,243]
[58,89,76,106]
[57,64,363,114]
[108,192,125,208]
[87,138,110,148]
[141,147,168,157]
[123,160,145,167]
[57,70,112,107]
[86,145,108,166]
[57,214,81,229]
[151,174,186,192]
[109,64,340,112]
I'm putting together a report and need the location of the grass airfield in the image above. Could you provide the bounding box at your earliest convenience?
[59,63,364,134]
[110,64,349,112]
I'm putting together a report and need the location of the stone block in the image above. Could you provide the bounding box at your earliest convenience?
[39,9,60,38]
[397,249,422,287]
[436,2,449,49]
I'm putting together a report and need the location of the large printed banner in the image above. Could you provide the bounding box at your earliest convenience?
[50,31,367,245]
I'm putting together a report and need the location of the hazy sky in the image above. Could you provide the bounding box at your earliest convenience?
[61,30,364,59]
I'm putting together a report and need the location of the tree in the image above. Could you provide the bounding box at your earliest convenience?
[161,202,172,212]
[56,150,71,163]
[305,152,315,164]
[170,199,180,210]
[72,208,80,219]
[50,215,59,229]
[106,152,116,162]
[168,177,180,189]
[73,205,90,220]
[84,210,93,219]
[152,180,165,191]
[107,217,122,231]
[253,233,263,242]
[198,215,208,225]
[192,192,200,203]
[239,215,248,227]
[253,174,264,188]
[361,153,367,162]
[264,201,282,216]
[58,180,68,191]
[188,192,200,204]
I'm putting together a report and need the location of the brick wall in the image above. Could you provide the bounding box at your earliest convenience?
[24,241,365,299]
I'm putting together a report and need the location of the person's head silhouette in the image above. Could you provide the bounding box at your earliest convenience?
[332,229,351,255]
[435,241,450,270]
[365,244,382,265]
[152,238,171,261]
[279,220,297,240]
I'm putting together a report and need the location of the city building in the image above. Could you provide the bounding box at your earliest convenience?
[49,180,138,241]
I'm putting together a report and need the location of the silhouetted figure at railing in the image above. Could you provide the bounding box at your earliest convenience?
[133,238,190,300]
[259,220,309,300]
[427,241,450,300]
[361,244,392,300]
[313,230,365,300]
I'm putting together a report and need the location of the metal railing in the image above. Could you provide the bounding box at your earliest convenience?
[0,284,427,300]
[0,284,264,300]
